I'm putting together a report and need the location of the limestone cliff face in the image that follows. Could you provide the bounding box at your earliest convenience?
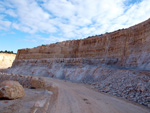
[0,53,16,69]
[14,18,150,70]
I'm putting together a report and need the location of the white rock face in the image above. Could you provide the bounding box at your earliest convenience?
[0,53,16,69]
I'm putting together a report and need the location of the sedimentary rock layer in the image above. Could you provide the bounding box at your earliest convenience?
[14,18,150,70]
[0,53,16,69]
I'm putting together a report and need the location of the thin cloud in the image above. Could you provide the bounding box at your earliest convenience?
[0,0,150,43]
[25,34,67,44]
[5,9,17,17]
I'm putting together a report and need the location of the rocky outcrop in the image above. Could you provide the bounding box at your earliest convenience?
[0,80,25,99]
[0,53,16,69]
[14,18,150,70]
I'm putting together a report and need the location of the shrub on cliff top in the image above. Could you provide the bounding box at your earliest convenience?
[0,50,14,54]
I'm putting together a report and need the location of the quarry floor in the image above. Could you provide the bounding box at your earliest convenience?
[0,77,149,113]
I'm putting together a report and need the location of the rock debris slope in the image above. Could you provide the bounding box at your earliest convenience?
[4,18,150,107]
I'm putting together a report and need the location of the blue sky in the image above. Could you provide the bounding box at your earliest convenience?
[0,0,150,53]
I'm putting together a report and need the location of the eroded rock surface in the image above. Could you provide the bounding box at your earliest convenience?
[13,18,150,70]
[0,80,25,99]
[0,53,16,69]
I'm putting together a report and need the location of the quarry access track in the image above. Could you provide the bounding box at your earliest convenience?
[0,76,149,113]
[42,77,150,113]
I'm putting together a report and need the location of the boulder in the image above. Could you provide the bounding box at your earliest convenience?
[31,77,46,89]
[0,80,25,99]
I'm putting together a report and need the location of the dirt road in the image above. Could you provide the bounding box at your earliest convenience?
[0,77,149,113]
[44,78,150,113]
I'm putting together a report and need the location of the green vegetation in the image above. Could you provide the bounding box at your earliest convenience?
[0,50,15,54]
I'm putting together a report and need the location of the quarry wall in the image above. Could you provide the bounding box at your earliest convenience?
[14,18,150,70]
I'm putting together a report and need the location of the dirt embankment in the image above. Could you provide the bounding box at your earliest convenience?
[0,53,16,69]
